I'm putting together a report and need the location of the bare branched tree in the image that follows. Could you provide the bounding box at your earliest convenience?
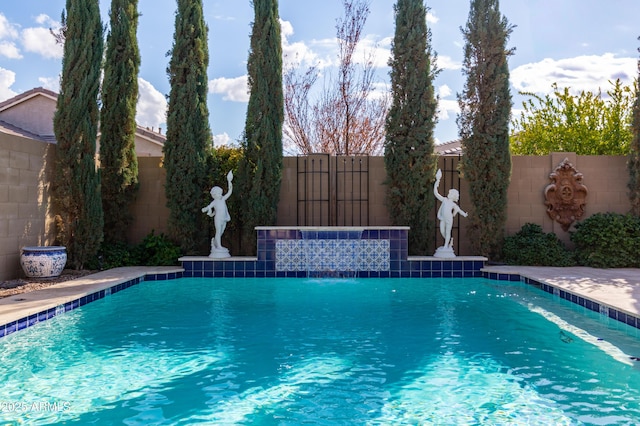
[50,12,66,45]
[283,0,389,155]
[283,66,317,154]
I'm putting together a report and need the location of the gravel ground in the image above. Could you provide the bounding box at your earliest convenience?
[0,270,95,299]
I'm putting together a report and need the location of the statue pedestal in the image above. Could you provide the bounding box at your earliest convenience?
[433,246,456,258]
[209,247,230,259]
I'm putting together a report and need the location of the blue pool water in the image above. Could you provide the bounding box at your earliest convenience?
[1,277,640,425]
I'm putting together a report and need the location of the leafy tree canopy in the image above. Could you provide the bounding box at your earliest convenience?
[511,79,636,155]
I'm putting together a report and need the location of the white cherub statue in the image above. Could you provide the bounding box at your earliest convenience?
[433,169,467,257]
[202,170,233,257]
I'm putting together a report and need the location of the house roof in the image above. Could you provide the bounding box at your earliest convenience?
[0,118,57,143]
[134,125,166,147]
[0,87,58,113]
[0,87,166,148]
[435,139,462,156]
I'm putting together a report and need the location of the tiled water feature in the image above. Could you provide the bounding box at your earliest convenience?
[180,227,487,278]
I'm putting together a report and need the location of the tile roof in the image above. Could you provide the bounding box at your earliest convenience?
[0,87,58,112]
[0,119,57,143]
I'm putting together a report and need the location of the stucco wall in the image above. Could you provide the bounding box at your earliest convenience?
[0,95,56,136]
[507,154,630,247]
[128,157,169,243]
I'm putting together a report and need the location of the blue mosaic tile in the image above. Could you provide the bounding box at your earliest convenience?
[17,318,28,331]
[6,322,17,336]
[275,238,391,273]
[28,314,38,327]
[486,273,640,330]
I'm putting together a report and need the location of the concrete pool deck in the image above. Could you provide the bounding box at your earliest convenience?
[482,265,640,320]
[0,265,639,336]
[0,266,183,329]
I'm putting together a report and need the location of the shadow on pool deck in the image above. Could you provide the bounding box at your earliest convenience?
[1,265,639,334]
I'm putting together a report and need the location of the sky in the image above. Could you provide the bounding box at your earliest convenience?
[0,0,638,152]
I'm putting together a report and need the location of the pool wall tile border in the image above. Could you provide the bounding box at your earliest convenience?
[0,271,182,341]
[181,227,486,278]
[483,270,640,331]
[179,257,487,278]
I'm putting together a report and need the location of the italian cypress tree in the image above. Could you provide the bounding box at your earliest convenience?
[629,38,640,217]
[100,0,140,244]
[164,0,211,254]
[457,0,514,259]
[384,0,439,255]
[237,0,284,254]
[52,0,104,269]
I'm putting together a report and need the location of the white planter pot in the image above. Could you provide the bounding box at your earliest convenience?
[20,246,67,278]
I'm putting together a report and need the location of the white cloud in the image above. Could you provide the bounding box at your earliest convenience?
[0,67,17,101]
[136,78,167,128]
[436,55,461,71]
[0,13,19,39]
[436,85,459,121]
[438,84,452,98]
[22,26,62,59]
[280,19,294,39]
[369,81,390,101]
[0,41,21,59]
[209,75,249,102]
[355,35,391,69]
[281,19,333,70]
[213,132,236,147]
[510,53,637,95]
[0,13,21,59]
[281,19,392,71]
[38,76,59,92]
[437,98,459,121]
[34,14,56,27]
[427,12,438,24]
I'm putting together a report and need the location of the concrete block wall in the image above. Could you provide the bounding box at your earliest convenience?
[0,142,634,279]
[0,135,56,281]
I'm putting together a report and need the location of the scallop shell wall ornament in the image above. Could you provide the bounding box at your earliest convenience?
[544,158,588,231]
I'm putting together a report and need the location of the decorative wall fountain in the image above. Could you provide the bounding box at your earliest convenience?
[179,226,487,278]
[544,158,588,231]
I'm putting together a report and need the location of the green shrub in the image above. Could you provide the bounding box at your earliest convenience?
[571,213,640,268]
[131,231,183,266]
[86,241,138,270]
[502,223,576,266]
[88,231,183,269]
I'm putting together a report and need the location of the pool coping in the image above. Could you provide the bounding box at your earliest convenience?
[482,265,640,330]
[0,266,183,339]
[1,265,639,339]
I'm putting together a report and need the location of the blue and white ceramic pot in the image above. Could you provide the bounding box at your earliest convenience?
[20,246,67,278]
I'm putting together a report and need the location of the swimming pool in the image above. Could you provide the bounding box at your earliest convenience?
[1,277,639,424]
